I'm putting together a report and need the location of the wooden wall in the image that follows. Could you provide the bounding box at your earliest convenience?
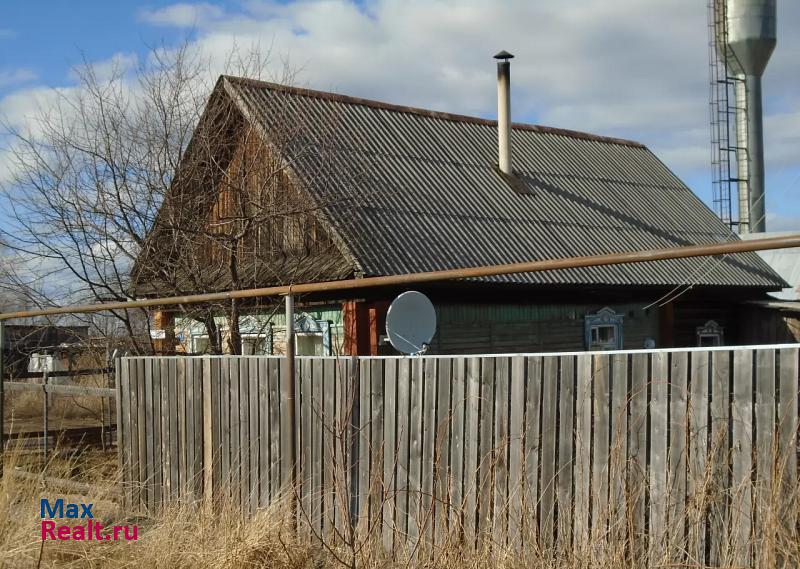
[119,346,799,564]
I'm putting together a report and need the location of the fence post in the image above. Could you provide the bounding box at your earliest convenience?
[42,369,49,461]
[285,293,298,511]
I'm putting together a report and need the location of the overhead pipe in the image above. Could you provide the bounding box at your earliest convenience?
[0,234,799,322]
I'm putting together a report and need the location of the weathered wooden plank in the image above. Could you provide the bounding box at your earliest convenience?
[731,349,753,567]
[493,356,510,545]
[258,358,270,508]
[370,359,385,541]
[419,357,437,546]
[592,354,611,542]
[151,359,163,509]
[356,358,370,528]
[477,357,496,542]
[407,357,424,548]
[708,350,730,566]
[142,358,156,512]
[395,357,412,546]
[300,358,313,526]
[448,358,466,542]
[202,358,213,513]
[524,356,542,544]
[556,355,575,550]
[573,353,591,552]
[119,360,132,507]
[778,348,799,544]
[4,382,116,397]
[248,357,260,515]
[268,358,281,501]
[219,357,231,502]
[539,355,558,548]
[463,357,481,544]
[778,348,798,493]
[668,351,688,561]
[629,352,649,559]
[322,357,336,537]
[159,359,170,505]
[382,358,397,551]
[210,358,221,505]
[649,351,669,562]
[434,357,451,547]
[754,348,776,567]
[185,359,195,501]
[194,359,204,500]
[239,359,252,512]
[308,358,321,531]
[688,350,709,565]
[228,358,240,508]
[609,353,628,544]
[507,356,525,550]
[168,359,180,501]
[136,359,148,510]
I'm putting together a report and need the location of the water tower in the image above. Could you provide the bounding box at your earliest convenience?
[710,0,776,233]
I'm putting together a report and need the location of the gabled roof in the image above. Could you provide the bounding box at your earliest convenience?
[214,75,784,289]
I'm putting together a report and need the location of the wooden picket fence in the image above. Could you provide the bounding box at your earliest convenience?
[117,346,800,565]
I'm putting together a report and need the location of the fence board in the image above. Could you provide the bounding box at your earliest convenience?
[395,358,411,543]
[754,348,775,567]
[709,350,730,566]
[383,358,397,551]
[435,357,452,546]
[688,350,709,565]
[573,354,591,551]
[493,356,510,544]
[463,357,481,543]
[118,345,797,555]
[592,354,610,542]
[556,355,574,548]
[508,356,525,550]
[731,349,753,567]
[449,358,466,539]
[477,357,496,541]
[539,356,558,548]
[524,356,542,543]
[609,353,628,543]
[668,351,688,560]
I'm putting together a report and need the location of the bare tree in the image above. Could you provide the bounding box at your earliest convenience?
[1,43,359,355]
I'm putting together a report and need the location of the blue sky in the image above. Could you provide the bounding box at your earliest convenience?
[1,0,799,230]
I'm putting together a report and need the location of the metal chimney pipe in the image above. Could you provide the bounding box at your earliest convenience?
[495,51,514,175]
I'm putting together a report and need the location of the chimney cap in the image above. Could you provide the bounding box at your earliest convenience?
[494,50,514,60]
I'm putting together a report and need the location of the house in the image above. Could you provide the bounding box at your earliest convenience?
[739,232,800,343]
[132,65,786,356]
[1,325,89,377]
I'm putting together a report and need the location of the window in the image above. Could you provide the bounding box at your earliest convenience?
[584,307,624,350]
[696,320,724,347]
[241,334,270,355]
[296,333,325,356]
[191,335,210,354]
[590,325,617,346]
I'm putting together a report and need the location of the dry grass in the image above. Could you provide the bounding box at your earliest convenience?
[2,440,799,568]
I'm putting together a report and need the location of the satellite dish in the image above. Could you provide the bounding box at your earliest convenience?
[385,291,437,355]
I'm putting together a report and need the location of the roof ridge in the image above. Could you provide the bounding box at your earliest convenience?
[222,75,645,149]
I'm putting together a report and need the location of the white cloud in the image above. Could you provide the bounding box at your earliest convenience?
[139,3,225,28]
[0,68,37,88]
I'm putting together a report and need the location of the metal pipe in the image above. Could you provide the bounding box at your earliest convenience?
[495,51,514,175]
[284,293,297,501]
[735,75,751,234]
[0,234,799,322]
[745,74,766,232]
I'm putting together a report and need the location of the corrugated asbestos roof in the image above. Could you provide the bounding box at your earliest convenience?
[223,76,784,289]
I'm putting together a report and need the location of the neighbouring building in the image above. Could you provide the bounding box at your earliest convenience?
[132,68,786,356]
